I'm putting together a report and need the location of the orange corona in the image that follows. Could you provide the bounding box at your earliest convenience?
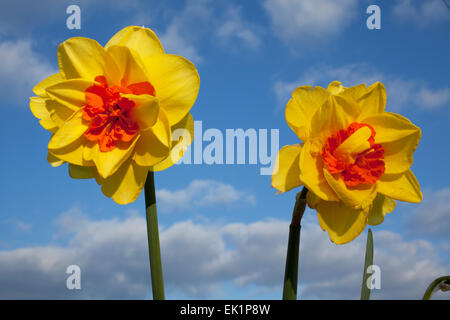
[82,75,155,152]
[322,122,385,187]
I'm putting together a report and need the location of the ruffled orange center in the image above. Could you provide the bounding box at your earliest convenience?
[83,76,155,152]
[322,122,385,187]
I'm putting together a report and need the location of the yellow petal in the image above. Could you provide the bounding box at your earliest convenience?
[382,129,421,174]
[299,140,339,201]
[47,152,65,167]
[271,144,303,193]
[107,45,149,85]
[323,169,377,210]
[46,99,76,128]
[150,112,194,171]
[310,95,360,141]
[316,200,368,244]
[339,83,368,102]
[101,159,149,205]
[357,82,386,119]
[121,93,159,131]
[306,191,321,209]
[377,170,422,203]
[93,135,140,179]
[33,73,64,97]
[149,108,171,148]
[133,130,170,167]
[69,164,95,179]
[30,97,58,132]
[143,54,200,125]
[285,86,330,141]
[48,110,89,150]
[327,81,346,94]
[362,112,421,144]
[57,37,116,80]
[105,26,164,59]
[48,136,91,166]
[46,79,94,110]
[368,194,396,226]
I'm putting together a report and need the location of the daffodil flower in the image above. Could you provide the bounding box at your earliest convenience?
[272,81,422,244]
[30,26,200,204]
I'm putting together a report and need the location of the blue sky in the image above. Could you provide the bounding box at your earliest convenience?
[0,0,449,299]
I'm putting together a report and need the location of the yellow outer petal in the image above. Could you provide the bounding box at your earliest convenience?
[382,129,421,174]
[327,81,345,94]
[48,110,89,150]
[377,170,423,203]
[150,112,194,172]
[30,97,58,132]
[46,79,95,110]
[271,144,303,193]
[101,159,149,205]
[285,86,330,141]
[33,73,64,97]
[92,135,140,179]
[58,37,117,81]
[299,140,339,201]
[48,136,92,166]
[323,169,377,210]
[306,191,321,209]
[143,54,200,125]
[69,164,95,179]
[356,82,386,119]
[310,95,361,142]
[134,109,173,168]
[105,26,164,59]
[339,83,367,102]
[368,194,396,226]
[316,200,368,244]
[46,99,76,128]
[47,152,65,167]
[107,45,149,86]
[362,112,421,144]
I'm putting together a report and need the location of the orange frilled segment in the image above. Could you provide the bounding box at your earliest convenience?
[321,122,385,187]
[82,76,155,152]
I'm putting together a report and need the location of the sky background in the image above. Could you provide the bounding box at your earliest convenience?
[0,0,449,299]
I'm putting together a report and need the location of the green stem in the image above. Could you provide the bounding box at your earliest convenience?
[144,171,165,300]
[422,276,450,300]
[282,187,308,300]
[360,228,374,300]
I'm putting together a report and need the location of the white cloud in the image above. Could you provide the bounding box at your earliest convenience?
[416,87,450,109]
[216,6,261,49]
[393,0,450,27]
[262,0,358,44]
[273,63,450,111]
[158,0,212,64]
[406,188,450,240]
[157,179,255,213]
[0,39,56,103]
[0,207,447,299]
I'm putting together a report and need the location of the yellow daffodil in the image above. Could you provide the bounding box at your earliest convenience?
[272,81,422,244]
[30,26,199,204]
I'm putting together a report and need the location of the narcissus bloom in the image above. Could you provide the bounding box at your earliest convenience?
[272,81,422,244]
[30,26,199,204]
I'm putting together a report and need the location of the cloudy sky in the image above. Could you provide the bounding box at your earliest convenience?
[0,0,449,299]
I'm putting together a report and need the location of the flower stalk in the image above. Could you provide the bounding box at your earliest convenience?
[360,228,374,300]
[144,171,165,300]
[422,275,450,300]
[282,187,308,300]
